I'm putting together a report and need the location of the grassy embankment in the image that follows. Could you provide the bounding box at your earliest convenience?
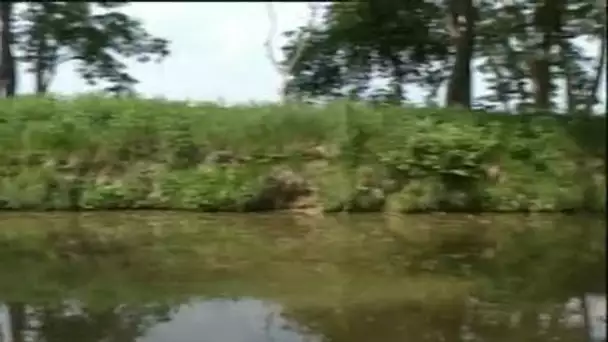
[0,96,605,213]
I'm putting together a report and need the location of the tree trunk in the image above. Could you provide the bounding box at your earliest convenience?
[445,0,475,109]
[389,54,405,104]
[35,40,51,95]
[0,2,16,97]
[565,68,575,113]
[530,58,551,111]
[530,0,563,112]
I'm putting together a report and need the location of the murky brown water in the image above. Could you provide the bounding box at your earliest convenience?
[0,212,605,342]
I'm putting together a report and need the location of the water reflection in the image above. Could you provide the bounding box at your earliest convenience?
[584,294,607,342]
[0,302,175,342]
[0,213,604,342]
[1,296,604,342]
[141,299,320,342]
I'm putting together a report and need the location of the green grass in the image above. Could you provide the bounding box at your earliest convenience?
[0,95,604,212]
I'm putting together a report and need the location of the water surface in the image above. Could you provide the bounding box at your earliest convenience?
[0,213,605,342]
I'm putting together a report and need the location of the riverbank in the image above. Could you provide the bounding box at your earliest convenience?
[0,96,605,213]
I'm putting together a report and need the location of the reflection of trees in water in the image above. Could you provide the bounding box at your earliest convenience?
[473,215,605,341]
[279,217,604,342]
[1,214,604,342]
[280,298,591,342]
[7,303,25,342]
[5,301,175,342]
[479,216,606,300]
[280,301,467,342]
[461,297,589,341]
[263,302,323,342]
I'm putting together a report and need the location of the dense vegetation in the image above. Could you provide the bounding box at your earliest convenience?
[281,0,605,113]
[0,1,605,212]
[0,96,604,212]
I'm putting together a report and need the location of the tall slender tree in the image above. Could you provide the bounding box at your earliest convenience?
[0,2,16,97]
[445,0,476,108]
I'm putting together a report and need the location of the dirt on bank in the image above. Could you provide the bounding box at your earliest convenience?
[0,145,604,214]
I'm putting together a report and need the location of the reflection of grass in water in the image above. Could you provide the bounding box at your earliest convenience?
[267,274,472,311]
[0,257,473,314]
[0,213,478,310]
[0,212,604,313]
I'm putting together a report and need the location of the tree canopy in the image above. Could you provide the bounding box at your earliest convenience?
[1,2,170,96]
[281,0,606,114]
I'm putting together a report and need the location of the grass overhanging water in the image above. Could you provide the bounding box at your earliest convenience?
[0,95,604,213]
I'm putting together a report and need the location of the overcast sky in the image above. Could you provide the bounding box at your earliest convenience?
[18,2,309,103]
[16,2,606,110]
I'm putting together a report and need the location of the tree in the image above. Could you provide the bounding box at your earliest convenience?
[530,0,563,111]
[445,0,477,108]
[0,2,16,97]
[11,3,170,95]
[264,2,321,102]
[281,0,605,114]
[475,0,605,114]
[280,0,451,105]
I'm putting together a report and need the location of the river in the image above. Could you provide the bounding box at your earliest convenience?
[0,212,605,342]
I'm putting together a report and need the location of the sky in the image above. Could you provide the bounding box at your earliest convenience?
[15,2,607,110]
[19,2,311,103]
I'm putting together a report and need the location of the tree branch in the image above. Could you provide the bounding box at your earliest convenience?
[264,2,320,101]
[264,2,280,74]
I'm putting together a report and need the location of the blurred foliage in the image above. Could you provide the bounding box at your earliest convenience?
[0,96,604,212]
[8,2,169,95]
[282,0,606,114]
